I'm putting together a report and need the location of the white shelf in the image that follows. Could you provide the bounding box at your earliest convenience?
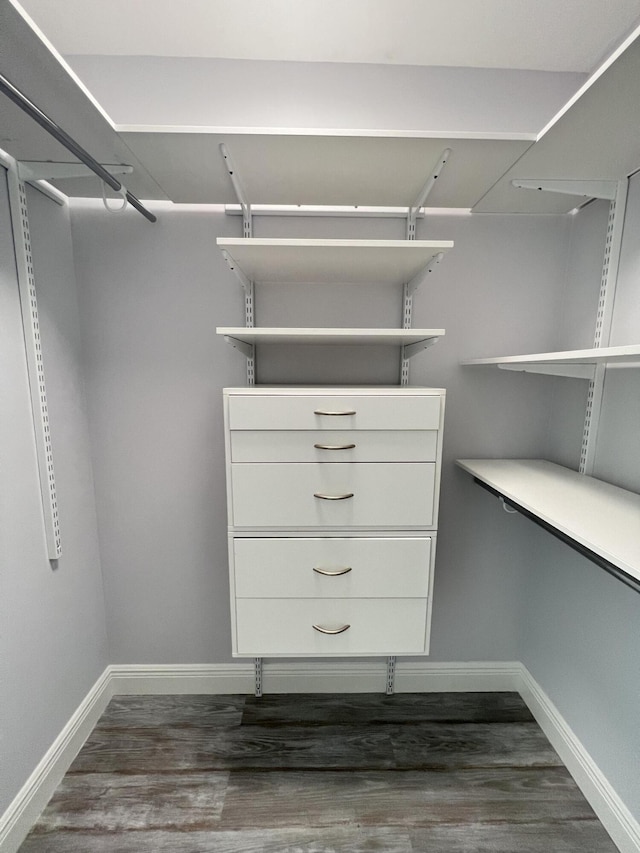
[456,458,640,588]
[461,344,640,379]
[217,238,453,286]
[217,327,444,359]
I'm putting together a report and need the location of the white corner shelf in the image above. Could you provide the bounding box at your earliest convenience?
[217,238,453,286]
[461,344,640,379]
[217,327,444,359]
[456,458,640,590]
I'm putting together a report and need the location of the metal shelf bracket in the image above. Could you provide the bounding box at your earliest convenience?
[512,179,618,201]
[18,161,133,183]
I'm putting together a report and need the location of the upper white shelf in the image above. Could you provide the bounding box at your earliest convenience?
[217,327,444,359]
[217,238,453,285]
[456,458,640,588]
[461,344,640,379]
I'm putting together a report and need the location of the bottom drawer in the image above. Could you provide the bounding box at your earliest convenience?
[234,598,428,656]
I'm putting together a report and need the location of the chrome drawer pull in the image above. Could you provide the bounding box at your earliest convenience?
[313,566,352,576]
[313,492,354,501]
[314,443,356,451]
[313,623,351,635]
[313,409,356,416]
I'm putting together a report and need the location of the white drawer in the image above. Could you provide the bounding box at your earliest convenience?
[227,393,441,431]
[230,462,436,528]
[230,430,438,462]
[233,537,431,598]
[235,598,428,655]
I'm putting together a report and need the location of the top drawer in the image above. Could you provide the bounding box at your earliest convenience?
[227,393,442,431]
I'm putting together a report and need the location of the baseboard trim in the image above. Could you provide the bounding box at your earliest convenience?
[2,661,638,853]
[0,667,113,853]
[519,663,640,853]
[108,659,522,695]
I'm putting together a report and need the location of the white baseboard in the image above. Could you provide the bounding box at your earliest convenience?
[108,659,522,695]
[2,660,638,853]
[0,668,114,853]
[519,663,640,853]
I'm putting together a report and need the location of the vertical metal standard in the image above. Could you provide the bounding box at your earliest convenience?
[386,656,397,695]
[580,179,628,474]
[254,657,263,697]
[7,170,61,559]
[219,143,255,385]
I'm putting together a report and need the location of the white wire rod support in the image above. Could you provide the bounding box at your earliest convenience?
[406,148,452,239]
[0,72,156,223]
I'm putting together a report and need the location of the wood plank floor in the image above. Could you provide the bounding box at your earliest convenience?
[18,693,619,852]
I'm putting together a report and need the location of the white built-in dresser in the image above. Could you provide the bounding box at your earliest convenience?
[223,386,445,657]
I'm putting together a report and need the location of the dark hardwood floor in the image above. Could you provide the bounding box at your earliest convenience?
[19,692,619,852]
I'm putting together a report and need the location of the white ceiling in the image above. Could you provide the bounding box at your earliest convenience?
[16,0,640,73]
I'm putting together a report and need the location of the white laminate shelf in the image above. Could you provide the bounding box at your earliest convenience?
[217,238,453,286]
[461,344,640,379]
[456,459,640,590]
[217,328,444,359]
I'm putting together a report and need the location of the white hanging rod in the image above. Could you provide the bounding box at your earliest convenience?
[0,72,156,223]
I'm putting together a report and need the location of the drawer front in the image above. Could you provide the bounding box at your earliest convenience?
[235,598,428,655]
[230,462,435,528]
[230,430,438,462]
[227,393,441,431]
[233,537,431,598]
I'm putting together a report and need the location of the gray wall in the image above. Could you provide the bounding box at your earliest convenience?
[0,176,107,816]
[70,201,570,665]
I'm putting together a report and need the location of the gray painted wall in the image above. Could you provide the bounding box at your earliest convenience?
[0,176,107,816]
[70,202,569,665]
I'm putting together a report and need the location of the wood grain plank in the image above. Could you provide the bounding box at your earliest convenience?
[98,695,245,728]
[408,820,619,851]
[390,722,562,768]
[241,692,534,726]
[27,772,229,833]
[68,724,396,773]
[218,766,598,829]
[18,826,412,852]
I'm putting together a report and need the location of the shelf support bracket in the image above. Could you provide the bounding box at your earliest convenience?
[406,148,451,240]
[498,363,595,380]
[511,179,617,201]
[405,253,445,298]
[221,250,252,292]
[224,335,255,360]
[402,338,439,360]
[18,161,133,183]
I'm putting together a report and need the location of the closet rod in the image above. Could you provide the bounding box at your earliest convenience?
[0,72,156,223]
